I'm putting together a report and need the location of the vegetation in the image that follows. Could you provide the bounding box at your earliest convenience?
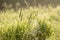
[0,6,60,40]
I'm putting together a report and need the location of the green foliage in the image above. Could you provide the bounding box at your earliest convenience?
[0,6,60,40]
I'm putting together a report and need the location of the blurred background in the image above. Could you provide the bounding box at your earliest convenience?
[0,0,60,10]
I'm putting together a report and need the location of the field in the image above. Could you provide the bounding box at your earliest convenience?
[0,6,60,40]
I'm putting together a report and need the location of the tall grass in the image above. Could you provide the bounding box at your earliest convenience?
[0,6,60,40]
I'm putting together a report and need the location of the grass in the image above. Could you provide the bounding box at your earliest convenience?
[0,6,60,40]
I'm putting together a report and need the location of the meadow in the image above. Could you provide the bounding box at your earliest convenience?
[0,6,60,40]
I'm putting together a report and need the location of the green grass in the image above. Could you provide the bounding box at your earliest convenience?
[0,6,60,40]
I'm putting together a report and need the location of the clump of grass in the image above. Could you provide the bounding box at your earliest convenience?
[1,6,60,40]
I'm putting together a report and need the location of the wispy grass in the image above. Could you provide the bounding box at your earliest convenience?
[0,6,60,40]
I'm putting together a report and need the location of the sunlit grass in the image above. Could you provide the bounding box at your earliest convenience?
[0,6,60,40]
